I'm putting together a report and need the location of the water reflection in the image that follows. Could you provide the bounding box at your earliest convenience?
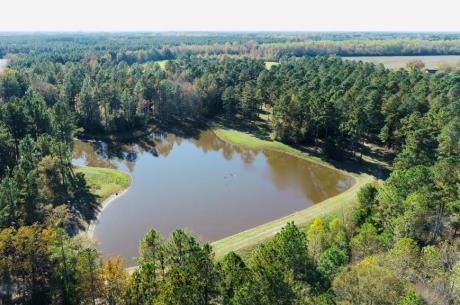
[73,130,264,172]
[73,129,354,265]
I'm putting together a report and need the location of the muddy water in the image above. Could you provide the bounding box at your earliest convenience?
[73,130,354,265]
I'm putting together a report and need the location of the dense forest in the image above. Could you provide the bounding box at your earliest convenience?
[0,34,459,305]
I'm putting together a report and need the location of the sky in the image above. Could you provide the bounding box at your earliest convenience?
[0,0,459,32]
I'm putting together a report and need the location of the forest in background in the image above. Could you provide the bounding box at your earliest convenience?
[0,33,459,305]
[3,32,460,61]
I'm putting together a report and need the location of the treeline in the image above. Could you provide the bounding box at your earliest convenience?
[3,54,460,164]
[0,225,128,305]
[4,33,460,63]
[169,38,460,59]
[266,57,460,162]
[4,189,457,305]
[0,91,99,232]
[3,55,267,133]
[0,67,110,304]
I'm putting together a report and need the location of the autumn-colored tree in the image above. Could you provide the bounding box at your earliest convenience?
[333,256,406,305]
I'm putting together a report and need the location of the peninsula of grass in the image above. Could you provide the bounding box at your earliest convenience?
[211,124,375,259]
[75,166,131,203]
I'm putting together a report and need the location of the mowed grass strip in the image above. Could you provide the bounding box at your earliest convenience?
[211,127,374,259]
[75,166,131,202]
[213,126,333,170]
[211,173,372,259]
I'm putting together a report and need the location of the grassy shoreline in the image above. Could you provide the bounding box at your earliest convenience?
[213,125,339,171]
[211,126,374,259]
[75,166,131,203]
[75,166,131,237]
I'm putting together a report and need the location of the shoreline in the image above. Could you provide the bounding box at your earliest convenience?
[212,125,353,175]
[77,125,158,142]
[211,173,372,259]
[86,186,131,238]
[86,126,372,265]
[74,166,132,239]
[210,127,374,259]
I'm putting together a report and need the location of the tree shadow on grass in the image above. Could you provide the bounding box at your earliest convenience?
[213,116,273,141]
[155,118,207,140]
[214,117,392,180]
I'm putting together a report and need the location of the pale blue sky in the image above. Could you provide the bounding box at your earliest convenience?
[0,0,459,32]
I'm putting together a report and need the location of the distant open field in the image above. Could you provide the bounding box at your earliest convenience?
[264,61,280,70]
[0,59,8,73]
[343,55,460,69]
[156,59,169,70]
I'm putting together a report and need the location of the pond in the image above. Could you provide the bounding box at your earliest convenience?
[73,130,354,265]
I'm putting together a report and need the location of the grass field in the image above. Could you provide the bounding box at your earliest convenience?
[0,59,8,73]
[211,126,374,259]
[156,60,169,70]
[343,55,460,69]
[212,123,333,169]
[264,61,279,70]
[75,166,131,202]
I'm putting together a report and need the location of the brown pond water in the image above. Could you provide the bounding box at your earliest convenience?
[73,130,354,265]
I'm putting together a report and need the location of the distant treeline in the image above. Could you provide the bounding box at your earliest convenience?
[171,39,460,58]
[3,33,460,62]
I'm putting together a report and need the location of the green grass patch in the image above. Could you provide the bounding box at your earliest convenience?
[156,60,169,70]
[75,166,131,202]
[213,125,332,169]
[264,61,279,70]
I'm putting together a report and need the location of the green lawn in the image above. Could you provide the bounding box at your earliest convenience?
[211,126,374,259]
[213,125,332,169]
[75,166,131,202]
[264,61,279,70]
[156,60,169,70]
